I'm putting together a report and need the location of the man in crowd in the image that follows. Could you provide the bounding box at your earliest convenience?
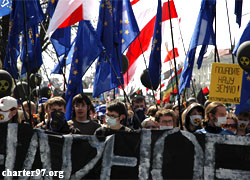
[127,95,147,130]
[36,96,71,134]
[237,110,250,135]
[0,96,18,123]
[155,109,176,130]
[195,102,234,135]
[95,101,132,137]
[68,93,101,135]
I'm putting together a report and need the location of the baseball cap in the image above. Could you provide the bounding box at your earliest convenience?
[38,97,48,106]
[96,104,106,116]
[0,96,18,111]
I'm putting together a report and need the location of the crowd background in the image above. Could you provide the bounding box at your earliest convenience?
[0,69,249,138]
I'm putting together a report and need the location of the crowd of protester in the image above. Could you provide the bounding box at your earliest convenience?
[0,89,250,137]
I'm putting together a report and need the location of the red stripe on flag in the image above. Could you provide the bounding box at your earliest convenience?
[58,5,83,28]
[124,0,178,86]
[162,1,178,21]
[164,48,179,63]
[131,0,140,6]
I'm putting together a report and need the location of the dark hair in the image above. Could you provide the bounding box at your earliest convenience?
[132,95,145,106]
[107,101,128,120]
[238,110,250,121]
[71,93,92,120]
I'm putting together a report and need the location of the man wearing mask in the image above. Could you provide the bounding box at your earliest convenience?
[195,102,234,135]
[182,103,204,133]
[128,95,147,130]
[237,110,250,135]
[0,96,18,123]
[155,109,176,130]
[94,101,132,137]
[36,96,72,134]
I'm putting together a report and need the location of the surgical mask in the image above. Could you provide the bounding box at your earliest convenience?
[237,120,249,130]
[214,116,227,127]
[160,125,173,130]
[190,115,202,127]
[0,111,10,123]
[106,115,117,127]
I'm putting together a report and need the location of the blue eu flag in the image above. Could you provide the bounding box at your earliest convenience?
[179,0,216,95]
[235,0,243,27]
[0,0,12,17]
[47,0,71,57]
[233,22,250,55]
[235,71,250,115]
[4,0,44,78]
[65,21,103,120]
[51,40,76,74]
[148,0,162,90]
[93,0,139,97]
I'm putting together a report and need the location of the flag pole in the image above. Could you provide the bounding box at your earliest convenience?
[22,0,33,125]
[167,0,183,129]
[137,36,157,104]
[6,54,30,124]
[225,0,235,64]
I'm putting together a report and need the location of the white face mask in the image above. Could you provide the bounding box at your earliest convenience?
[189,115,202,127]
[0,111,10,123]
[214,116,227,127]
[105,115,117,127]
[237,120,249,130]
[160,125,173,130]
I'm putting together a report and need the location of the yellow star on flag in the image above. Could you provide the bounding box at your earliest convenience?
[125,20,129,24]
[125,30,129,35]
[75,59,79,63]
[247,75,250,81]
[73,71,78,75]
[104,21,108,26]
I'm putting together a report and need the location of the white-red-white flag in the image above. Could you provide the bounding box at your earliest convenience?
[124,0,179,91]
[47,0,99,38]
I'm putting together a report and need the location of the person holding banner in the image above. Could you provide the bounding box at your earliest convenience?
[0,96,18,124]
[195,102,234,135]
[182,103,204,133]
[154,109,176,130]
[237,110,250,135]
[68,94,101,135]
[94,101,132,137]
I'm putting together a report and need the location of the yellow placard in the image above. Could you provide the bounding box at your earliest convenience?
[209,63,243,104]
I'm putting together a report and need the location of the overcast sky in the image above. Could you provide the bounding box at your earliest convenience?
[174,0,250,50]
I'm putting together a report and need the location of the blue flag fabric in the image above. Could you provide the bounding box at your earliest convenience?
[9,0,44,35]
[93,0,139,97]
[235,0,243,27]
[147,0,162,89]
[65,21,103,120]
[20,25,43,75]
[233,22,250,55]
[47,0,71,57]
[51,40,76,74]
[4,0,44,78]
[4,35,20,79]
[235,71,250,114]
[178,0,216,95]
[0,0,12,17]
